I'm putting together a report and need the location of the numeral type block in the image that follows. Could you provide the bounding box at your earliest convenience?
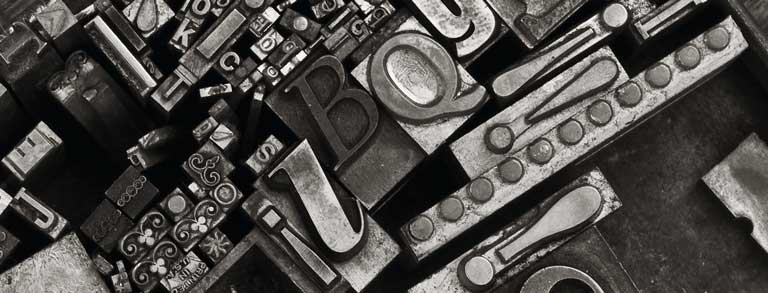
[160,251,209,292]
[0,225,19,266]
[241,141,400,292]
[406,17,747,262]
[183,142,235,191]
[2,122,63,184]
[11,188,68,240]
[703,133,768,254]
[352,16,489,154]
[198,228,233,264]
[488,0,589,49]
[0,233,109,292]
[410,169,622,292]
[118,209,172,264]
[105,166,160,219]
[80,200,134,253]
[158,188,194,223]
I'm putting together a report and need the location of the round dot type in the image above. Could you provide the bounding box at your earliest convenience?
[558,119,584,145]
[408,216,434,241]
[293,17,309,31]
[498,158,524,183]
[705,27,730,51]
[244,0,264,8]
[468,177,494,202]
[528,139,554,164]
[616,82,643,107]
[645,63,672,88]
[463,256,495,287]
[484,125,515,154]
[588,100,613,126]
[167,195,187,214]
[438,197,464,221]
[601,3,629,29]
[675,45,701,69]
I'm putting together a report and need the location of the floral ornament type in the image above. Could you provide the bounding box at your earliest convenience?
[191,216,209,233]
[138,229,155,246]
[200,231,230,259]
[149,258,167,275]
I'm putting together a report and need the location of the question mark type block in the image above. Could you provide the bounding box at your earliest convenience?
[265,52,426,210]
[0,233,110,292]
[410,169,622,292]
[10,188,69,240]
[404,17,747,262]
[241,140,401,292]
[351,16,489,155]
[493,227,638,292]
[703,133,768,255]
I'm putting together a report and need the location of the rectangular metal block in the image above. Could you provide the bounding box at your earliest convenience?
[111,271,132,293]
[312,0,345,19]
[193,116,221,145]
[244,134,286,177]
[0,189,10,216]
[363,0,395,29]
[703,133,768,254]
[80,200,135,253]
[488,0,589,49]
[491,227,638,292]
[96,1,147,53]
[170,16,202,53]
[11,188,68,240]
[633,0,707,42]
[0,225,19,266]
[214,53,258,89]
[198,228,233,264]
[123,0,175,38]
[351,17,489,155]
[409,169,622,292]
[265,53,425,209]
[0,233,109,292]
[407,17,747,262]
[322,26,359,60]
[249,6,280,38]
[408,0,506,63]
[257,62,283,86]
[84,16,157,100]
[251,28,284,60]
[91,253,115,276]
[129,237,185,292]
[158,188,194,223]
[210,122,240,155]
[2,122,63,183]
[279,8,321,41]
[267,33,305,67]
[171,180,242,251]
[118,209,172,264]
[160,251,209,292]
[199,84,233,102]
[182,141,235,191]
[34,0,77,41]
[105,166,160,219]
[241,140,401,292]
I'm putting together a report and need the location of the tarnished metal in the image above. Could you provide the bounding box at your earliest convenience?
[160,251,209,292]
[11,188,68,240]
[409,169,621,292]
[632,0,707,42]
[105,166,159,219]
[703,133,768,254]
[0,233,109,292]
[244,134,286,177]
[0,224,18,266]
[488,0,591,48]
[123,0,175,38]
[80,200,134,252]
[199,228,233,264]
[405,18,747,262]
[2,122,63,184]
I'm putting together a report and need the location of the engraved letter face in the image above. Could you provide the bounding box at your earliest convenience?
[368,32,487,124]
[268,140,367,260]
[410,0,498,59]
[2,122,61,182]
[284,55,379,171]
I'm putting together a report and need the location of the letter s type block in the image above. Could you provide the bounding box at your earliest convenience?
[265,53,425,209]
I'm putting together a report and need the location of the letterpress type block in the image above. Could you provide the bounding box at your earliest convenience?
[130,237,184,292]
[112,261,132,293]
[632,0,708,43]
[158,188,194,223]
[410,169,622,292]
[266,53,425,209]
[494,227,638,292]
[160,251,209,292]
[210,122,240,155]
[172,180,242,251]
[352,17,489,155]
[198,228,233,264]
[95,0,147,53]
[487,0,589,49]
[244,135,285,177]
[118,209,172,264]
[81,200,134,253]
[182,141,235,191]
[241,140,400,291]
[279,8,321,41]
[407,17,747,262]
[127,126,187,170]
[106,166,160,220]
[0,225,18,266]
[123,0,175,38]
[11,188,68,240]
[91,253,115,276]
[0,233,109,292]
[2,122,63,184]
